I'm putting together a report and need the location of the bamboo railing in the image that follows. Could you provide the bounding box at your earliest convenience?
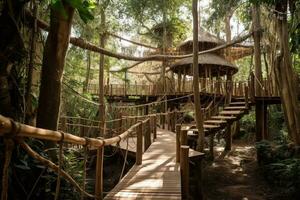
[0,114,156,200]
[87,76,280,99]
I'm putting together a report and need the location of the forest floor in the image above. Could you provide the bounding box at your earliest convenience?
[202,141,288,200]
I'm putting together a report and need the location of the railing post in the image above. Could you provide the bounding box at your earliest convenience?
[153,115,157,140]
[176,124,181,163]
[245,85,249,109]
[171,111,176,132]
[250,72,255,101]
[136,121,143,165]
[144,119,151,151]
[180,129,188,145]
[180,145,189,199]
[95,146,104,200]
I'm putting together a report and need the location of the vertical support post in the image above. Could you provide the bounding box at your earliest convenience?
[245,85,249,109]
[136,122,143,165]
[95,146,104,200]
[153,115,157,140]
[180,129,188,145]
[176,124,181,163]
[144,119,151,151]
[178,70,182,93]
[209,134,214,159]
[180,145,189,199]
[225,124,232,151]
[171,111,176,132]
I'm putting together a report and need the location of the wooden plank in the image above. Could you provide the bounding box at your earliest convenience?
[219,110,243,115]
[204,120,227,124]
[223,106,247,110]
[229,102,246,106]
[105,129,181,200]
[211,115,236,120]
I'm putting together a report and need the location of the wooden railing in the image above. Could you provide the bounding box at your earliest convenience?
[87,76,281,99]
[0,114,156,199]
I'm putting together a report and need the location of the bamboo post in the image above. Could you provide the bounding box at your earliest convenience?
[225,124,232,151]
[110,84,112,96]
[136,122,143,165]
[171,111,176,132]
[95,146,104,199]
[144,119,151,151]
[178,70,182,93]
[180,145,189,199]
[209,134,214,159]
[153,115,157,140]
[250,72,255,101]
[176,124,181,163]
[180,129,188,145]
[245,85,249,109]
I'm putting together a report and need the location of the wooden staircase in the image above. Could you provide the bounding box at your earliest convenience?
[187,97,250,154]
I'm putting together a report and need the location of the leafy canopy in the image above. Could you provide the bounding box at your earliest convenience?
[50,0,96,23]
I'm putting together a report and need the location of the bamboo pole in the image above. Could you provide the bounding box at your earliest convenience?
[95,147,104,199]
[176,124,181,163]
[136,122,143,165]
[144,119,151,151]
[180,129,188,146]
[180,145,189,199]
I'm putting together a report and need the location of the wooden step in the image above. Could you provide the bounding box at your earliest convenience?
[229,102,246,106]
[204,120,227,125]
[211,115,236,120]
[224,106,247,110]
[219,110,243,115]
[203,124,220,129]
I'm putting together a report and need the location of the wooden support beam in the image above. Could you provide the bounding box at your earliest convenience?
[176,124,181,163]
[180,129,188,146]
[225,124,232,151]
[153,115,157,140]
[144,119,151,151]
[136,122,143,165]
[209,134,214,159]
[95,147,104,199]
[180,145,189,199]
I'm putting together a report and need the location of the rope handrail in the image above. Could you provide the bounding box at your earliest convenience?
[0,115,149,148]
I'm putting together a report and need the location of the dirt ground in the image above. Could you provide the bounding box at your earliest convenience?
[202,142,288,200]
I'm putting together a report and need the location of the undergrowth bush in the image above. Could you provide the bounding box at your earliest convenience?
[256,141,300,198]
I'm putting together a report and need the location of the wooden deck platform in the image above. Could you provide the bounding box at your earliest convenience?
[105,129,182,199]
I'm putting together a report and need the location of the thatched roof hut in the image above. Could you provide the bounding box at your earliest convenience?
[178,30,224,53]
[170,53,238,77]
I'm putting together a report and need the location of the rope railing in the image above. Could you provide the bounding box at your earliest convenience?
[0,114,153,199]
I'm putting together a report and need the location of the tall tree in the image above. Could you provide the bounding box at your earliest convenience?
[273,0,300,144]
[193,0,205,151]
[36,2,74,131]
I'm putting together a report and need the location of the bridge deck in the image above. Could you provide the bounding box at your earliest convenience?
[105,129,181,199]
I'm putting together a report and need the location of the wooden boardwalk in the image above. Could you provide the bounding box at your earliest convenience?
[105,129,181,199]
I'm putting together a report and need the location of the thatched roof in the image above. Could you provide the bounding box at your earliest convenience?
[224,45,254,61]
[170,53,238,77]
[178,30,224,52]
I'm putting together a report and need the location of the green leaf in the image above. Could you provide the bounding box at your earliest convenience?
[50,0,68,19]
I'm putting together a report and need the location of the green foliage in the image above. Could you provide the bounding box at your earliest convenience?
[256,140,300,197]
[50,0,96,23]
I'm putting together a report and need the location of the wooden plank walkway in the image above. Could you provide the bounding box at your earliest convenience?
[105,129,181,199]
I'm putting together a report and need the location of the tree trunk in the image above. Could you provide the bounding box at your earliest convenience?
[225,13,232,42]
[161,0,167,128]
[99,8,106,137]
[274,0,300,145]
[36,2,74,152]
[252,5,268,141]
[193,0,205,152]
[83,51,91,93]
[25,2,38,124]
